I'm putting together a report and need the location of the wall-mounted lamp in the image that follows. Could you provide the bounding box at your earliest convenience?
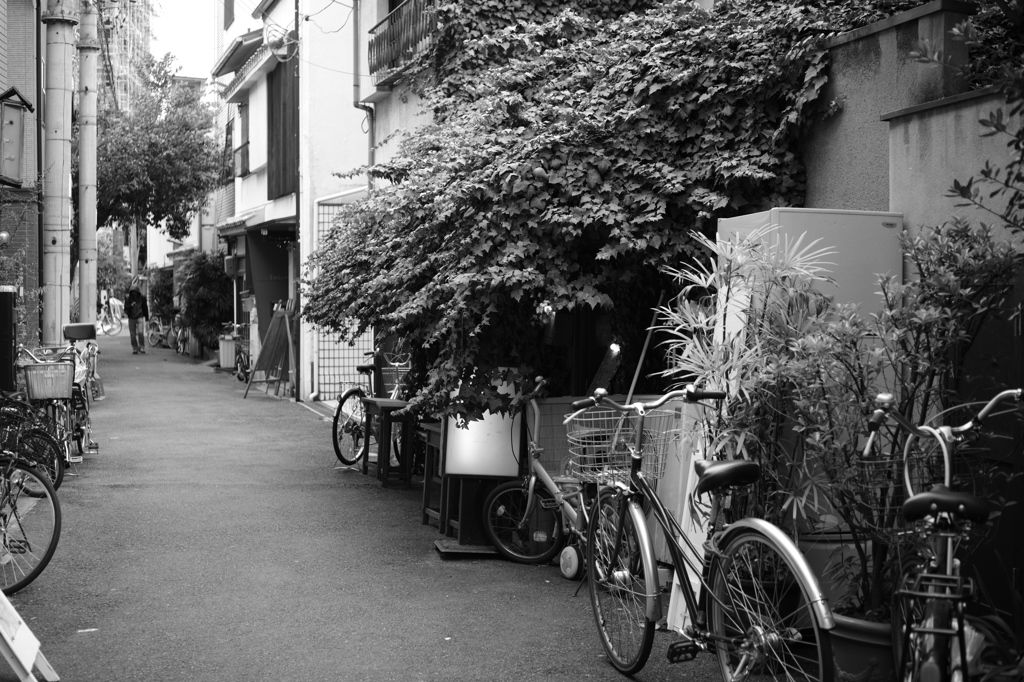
[0,231,10,248]
[0,87,33,188]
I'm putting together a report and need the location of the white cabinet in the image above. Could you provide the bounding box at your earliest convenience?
[717,208,904,316]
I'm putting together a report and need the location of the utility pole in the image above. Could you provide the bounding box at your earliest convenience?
[41,0,79,345]
[78,0,100,324]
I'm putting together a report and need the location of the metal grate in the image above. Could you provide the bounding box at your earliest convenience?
[314,202,373,400]
[317,332,374,400]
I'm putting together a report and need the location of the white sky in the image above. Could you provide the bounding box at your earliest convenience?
[150,0,217,79]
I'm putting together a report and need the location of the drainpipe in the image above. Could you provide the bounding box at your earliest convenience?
[352,0,375,185]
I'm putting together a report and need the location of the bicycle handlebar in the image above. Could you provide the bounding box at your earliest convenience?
[17,345,75,364]
[862,389,1024,457]
[566,385,726,420]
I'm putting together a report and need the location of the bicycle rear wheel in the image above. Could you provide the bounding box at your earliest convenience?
[100,315,122,336]
[707,527,834,682]
[0,458,61,594]
[586,490,656,675]
[333,389,367,466]
[482,480,566,564]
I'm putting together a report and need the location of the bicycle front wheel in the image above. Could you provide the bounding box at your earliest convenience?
[586,490,656,675]
[482,480,566,564]
[333,389,366,466]
[0,458,61,594]
[18,429,65,490]
[708,528,834,682]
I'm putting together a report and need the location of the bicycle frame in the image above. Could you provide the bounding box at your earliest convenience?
[598,396,835,637]
[520,395,587,539]
[867,389,1023,682]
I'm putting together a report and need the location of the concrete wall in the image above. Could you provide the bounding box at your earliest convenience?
[803,0,975,212]
[886,88,1016,235]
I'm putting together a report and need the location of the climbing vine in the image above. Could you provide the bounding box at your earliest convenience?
[304,0,1021,420]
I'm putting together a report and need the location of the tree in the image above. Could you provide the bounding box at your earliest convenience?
[95,55,222,275]
[96,230,131,300]
[176,251,232,350]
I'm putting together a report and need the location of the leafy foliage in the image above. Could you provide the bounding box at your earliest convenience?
[306,0,1022,420]
[175,251,232,349]
[306,0,839,419]
[659,221,1022,619]
[95,55,221,269]
[96,230,131,301]
[146,268,175,321]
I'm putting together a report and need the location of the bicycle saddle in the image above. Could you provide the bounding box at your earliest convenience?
[64,323,97,341]
[694,459,760,495]
[902,484,992,524]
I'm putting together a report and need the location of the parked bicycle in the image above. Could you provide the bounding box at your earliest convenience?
[481,377,608,579]
[222,323,251,383]
[146,315,179,349]
[0,454,61,595]
[863,389,1023,682]
[567,386,835,678]
[98,300,123,336]
[0,402,65,490]
[17,343,91,464]
[332,343,410,467]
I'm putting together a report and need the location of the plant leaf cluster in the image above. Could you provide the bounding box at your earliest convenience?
[659,220,1022,619]
[175,251,233,349]
[305,0,840,419]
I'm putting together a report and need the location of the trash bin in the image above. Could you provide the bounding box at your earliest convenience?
[218,335,236,369]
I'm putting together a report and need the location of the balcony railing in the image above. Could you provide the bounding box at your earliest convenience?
[368,0,437,86]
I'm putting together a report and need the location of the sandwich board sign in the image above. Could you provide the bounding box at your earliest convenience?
[0,590,58,681]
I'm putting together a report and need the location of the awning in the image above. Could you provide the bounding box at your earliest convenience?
[212,29,264,78]
[217,210,295,239]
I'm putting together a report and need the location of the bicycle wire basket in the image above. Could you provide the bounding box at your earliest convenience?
[21,362,75,401]
[565,408,679,484]
[855,439,993,543]
[380,364,410,398]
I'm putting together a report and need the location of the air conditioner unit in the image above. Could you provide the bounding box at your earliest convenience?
[224,255,239,277]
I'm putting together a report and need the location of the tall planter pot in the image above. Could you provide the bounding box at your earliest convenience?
[798,530,895,681]
[831,614,895,682]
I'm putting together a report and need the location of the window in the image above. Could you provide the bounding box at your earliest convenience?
[234,102,249,177]
[224,0,234,29]
[221,118,234,183]
[266,64,297,199]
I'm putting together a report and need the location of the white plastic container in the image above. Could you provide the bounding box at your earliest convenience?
[444,409,521,477]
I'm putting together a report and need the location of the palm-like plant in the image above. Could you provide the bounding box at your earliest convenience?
[659,220,1020,619]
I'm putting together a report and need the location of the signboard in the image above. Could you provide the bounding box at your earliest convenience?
[0,591,58,681]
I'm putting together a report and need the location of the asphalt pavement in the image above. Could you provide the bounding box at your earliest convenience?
[3,326,717,682]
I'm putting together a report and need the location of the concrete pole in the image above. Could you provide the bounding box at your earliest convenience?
[78,0,100,324]
[41,0,79,345]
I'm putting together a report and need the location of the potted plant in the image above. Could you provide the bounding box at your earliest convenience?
[658,219,1021,677]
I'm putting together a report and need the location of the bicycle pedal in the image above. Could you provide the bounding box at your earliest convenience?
[666,639,701,663]
[540,498,560,511]
[68,455,83,464]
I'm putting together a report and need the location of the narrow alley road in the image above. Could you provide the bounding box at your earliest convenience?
[5,328,707,682]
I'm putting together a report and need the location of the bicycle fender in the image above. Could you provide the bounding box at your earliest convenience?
[627,499,663,623]
[717,518,836,631]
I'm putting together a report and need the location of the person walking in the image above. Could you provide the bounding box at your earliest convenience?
[125,278,149,355]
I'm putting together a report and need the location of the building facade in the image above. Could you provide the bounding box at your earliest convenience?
[211,0,369,398]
